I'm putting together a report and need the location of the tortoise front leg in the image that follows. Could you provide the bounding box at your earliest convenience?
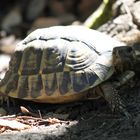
[100,71,135,118]
[112,70,135,88]
[100,82,131,118]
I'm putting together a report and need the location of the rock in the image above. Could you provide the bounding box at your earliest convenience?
[30,14,76,32]
[0,55,10,80]
[57,14,76,25]
[1,5,22,33]
[131,1,140,27]
[48,0,66,16]
[77,0,102,21]
[0,35,20,54]
[30,17,61,32]
[24,0,47,21]
[0,121,78,140]
[119,0,135,14]
[63,0,76,13]
[98,14,136,37]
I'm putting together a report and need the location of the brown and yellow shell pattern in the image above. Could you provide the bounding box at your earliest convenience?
[0,26,123,103]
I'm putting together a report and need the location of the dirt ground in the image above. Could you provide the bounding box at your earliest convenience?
[0,0,140,140]
[0,83,140,140]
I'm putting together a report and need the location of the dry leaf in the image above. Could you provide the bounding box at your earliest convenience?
[0,119,31,131]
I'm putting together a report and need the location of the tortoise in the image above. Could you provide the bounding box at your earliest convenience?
[0,25,138,117]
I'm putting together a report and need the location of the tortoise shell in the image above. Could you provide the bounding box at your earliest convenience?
[0,26,123,103]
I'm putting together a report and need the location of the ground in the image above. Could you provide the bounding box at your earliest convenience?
[0,0,140,140]
[1,84,140,140]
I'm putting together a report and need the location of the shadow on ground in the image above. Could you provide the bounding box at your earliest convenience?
[0,81,140,140]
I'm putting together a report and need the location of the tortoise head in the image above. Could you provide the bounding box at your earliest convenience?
[112,46,139,72]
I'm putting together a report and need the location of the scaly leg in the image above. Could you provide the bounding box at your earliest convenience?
[100,83,131,118]
[100,71,135,118]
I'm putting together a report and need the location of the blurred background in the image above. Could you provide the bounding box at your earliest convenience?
[0,0,117,54]
[1,0,139,79]
[0,0,105,38]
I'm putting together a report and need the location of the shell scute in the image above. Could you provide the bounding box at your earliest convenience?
[59,72,72,95]
[42,73,57,96]
[19,47,42,75]
[71,71,89,92]
[9,51,22,72]
[17,76,29,98]
[40,39,68,74]
[29,75,43,98]
[5,73,19,94]
[41,47,61,73]
[0,71,12,87]
[84,69,100,87]
[65,41,98,71]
